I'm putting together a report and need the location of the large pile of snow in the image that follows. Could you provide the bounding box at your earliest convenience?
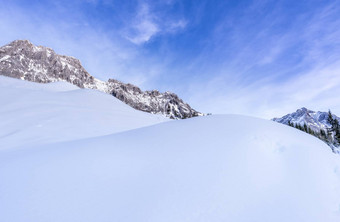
[0,76,168,149]
[1,113,340,222]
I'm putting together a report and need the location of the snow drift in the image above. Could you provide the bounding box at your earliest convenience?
[0,76,167,149]
[1,115,340,222]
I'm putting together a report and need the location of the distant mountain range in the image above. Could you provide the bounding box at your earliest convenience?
[272,107,340,153]
[0,40,203,119]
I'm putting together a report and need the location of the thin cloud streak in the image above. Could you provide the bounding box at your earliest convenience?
[188,61,340,119]
[123,2,188,45]
[185,1,340,118]
[123,3,160,45]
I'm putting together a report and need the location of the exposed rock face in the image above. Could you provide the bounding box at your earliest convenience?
[107,79,201,119]
[0,40,203,119]
[0,40,95,88]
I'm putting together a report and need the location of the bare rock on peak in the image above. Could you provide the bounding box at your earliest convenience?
[0,40,203,119]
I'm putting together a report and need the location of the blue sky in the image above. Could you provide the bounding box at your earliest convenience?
[1,0,340,118]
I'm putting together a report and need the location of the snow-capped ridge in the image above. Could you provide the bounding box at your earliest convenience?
[272,107,339,132]
[0,40,202,119]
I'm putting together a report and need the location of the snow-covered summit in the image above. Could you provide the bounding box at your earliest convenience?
[0,40,202,119]
[272,107,340,153]
[272,107,339,132]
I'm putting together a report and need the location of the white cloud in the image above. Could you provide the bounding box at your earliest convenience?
[124,4,159,45]
[126,19,159,45]
[167,19,187,33]
[123,2,187,45]
[123,3,159,45]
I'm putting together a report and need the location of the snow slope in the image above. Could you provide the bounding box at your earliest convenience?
[1,114,340,222]
[0,76,168,149]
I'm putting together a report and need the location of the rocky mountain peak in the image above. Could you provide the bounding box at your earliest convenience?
[0,40,203,119]
[272,107,335,132]
[0,40,94,88]
[272,107,340,153]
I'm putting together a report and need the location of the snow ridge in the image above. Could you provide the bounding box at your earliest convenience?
[0,40,203,119]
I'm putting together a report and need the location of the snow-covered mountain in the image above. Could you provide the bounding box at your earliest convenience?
[272,107,340,153]
[0,40,202,119]
[272,107,340,133]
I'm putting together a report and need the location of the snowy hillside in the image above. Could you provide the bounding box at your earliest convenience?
[1,112,340,221]
[0,76,168,149]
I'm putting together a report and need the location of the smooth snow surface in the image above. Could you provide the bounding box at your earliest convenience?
[1,114,340,221]
[0,76,168,149]
[1,76,340,222]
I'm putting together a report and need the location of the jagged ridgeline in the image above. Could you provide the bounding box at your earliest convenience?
[0,40,203,119]
[272,107,340,153]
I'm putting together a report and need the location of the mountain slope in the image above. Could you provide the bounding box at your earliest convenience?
[0,115,339,222]
[272,107,340,153]
[0,40,202,119]
[272,107,340,132]
[0,75,168,149]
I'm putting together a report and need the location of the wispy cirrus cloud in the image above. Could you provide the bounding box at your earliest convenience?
[122,2,187,45]
[183,1,340,118]
[123,3,159,45]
